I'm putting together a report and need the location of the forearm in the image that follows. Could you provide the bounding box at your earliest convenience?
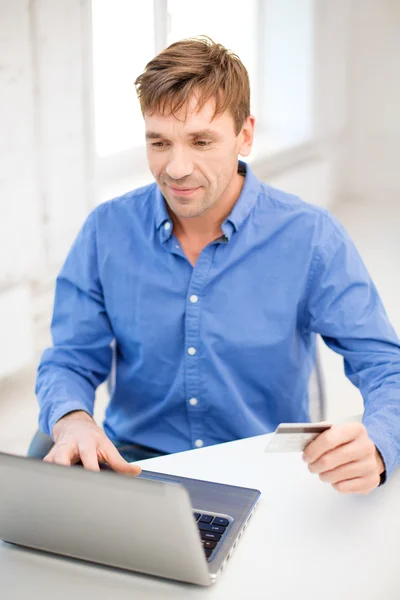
[323,339,400,477]
[351,355,400,476]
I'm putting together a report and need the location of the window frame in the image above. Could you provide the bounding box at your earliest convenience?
[92,0,315,200]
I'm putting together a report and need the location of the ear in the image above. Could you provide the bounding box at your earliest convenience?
[238,115,255,157]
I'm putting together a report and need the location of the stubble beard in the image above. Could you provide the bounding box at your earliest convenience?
[164,187,214,219]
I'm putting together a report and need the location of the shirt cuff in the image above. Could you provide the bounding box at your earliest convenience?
[363,418,397,481]
[38,401,93,438]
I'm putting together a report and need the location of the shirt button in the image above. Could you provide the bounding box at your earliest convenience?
[195,439,204,448]
[187,347,196,355]
[164,221,171,231]
[189,294,199,303]
[189,397,198,406]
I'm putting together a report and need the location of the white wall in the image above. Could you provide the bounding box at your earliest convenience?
[0,1,44,285]
[34,0,95,266]
[253,0,351,209]
[1,1,43,375]
[0,0,93,377]
[340,0,400,199]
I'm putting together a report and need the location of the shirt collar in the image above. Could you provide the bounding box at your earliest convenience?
[154,160,261,240]
[223,161,261,238]
[155,185,171,231]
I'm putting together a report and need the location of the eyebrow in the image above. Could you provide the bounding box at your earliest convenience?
[145,129,221,141]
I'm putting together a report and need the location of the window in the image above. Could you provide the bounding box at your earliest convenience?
[91,0,314,194]
[92,0,155,157]
[261,0,314,141]
[167,0,258,114]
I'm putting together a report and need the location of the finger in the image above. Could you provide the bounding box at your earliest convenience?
[333,474,380,495]
[43,453,54,464]
[47,446,74,467]
[318,459,372,484]
[307,439,365,474]
[303,422,366,464]
[78,444,101,472]
[103,443,142,476]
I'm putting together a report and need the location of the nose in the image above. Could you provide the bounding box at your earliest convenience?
[165,148,194,181]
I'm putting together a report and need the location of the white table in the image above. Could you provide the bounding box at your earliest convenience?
[1,434,399,600]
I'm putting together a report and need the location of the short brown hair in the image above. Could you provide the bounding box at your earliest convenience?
[134,37,250,135]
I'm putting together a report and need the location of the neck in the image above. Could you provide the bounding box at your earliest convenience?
[170,172,245,242]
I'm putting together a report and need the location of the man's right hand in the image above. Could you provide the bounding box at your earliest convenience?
[43,411,142,475]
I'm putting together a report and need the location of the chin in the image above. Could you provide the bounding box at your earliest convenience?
[174,208,204,219]
[167,197,203,215]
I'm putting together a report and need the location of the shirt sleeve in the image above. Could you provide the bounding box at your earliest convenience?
[303,213,400,478]
[36,209,114,437]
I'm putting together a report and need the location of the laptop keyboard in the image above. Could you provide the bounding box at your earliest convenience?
[193,512,231,561]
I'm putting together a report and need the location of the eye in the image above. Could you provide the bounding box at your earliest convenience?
[150,141,166,148]
[194,140,212,147]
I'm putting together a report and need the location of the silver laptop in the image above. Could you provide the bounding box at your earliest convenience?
[0,452,261,586]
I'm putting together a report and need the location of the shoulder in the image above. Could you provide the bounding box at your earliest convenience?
[258,182,347,246]
[92,182,157,222]
[260,182,327,219]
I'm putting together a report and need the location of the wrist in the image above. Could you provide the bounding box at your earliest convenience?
[52,410,93,440]
[374,447,385,475]
[374,447,386,486]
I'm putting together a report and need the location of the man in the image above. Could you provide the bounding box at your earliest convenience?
[36,38,400,494]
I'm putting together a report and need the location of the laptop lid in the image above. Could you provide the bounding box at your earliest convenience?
[0,453,211,586]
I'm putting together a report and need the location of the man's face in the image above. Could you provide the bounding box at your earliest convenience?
[144,95,254,219]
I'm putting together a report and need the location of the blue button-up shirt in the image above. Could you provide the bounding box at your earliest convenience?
[36,162,400,476]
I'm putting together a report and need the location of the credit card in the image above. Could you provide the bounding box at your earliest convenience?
[265,422,332,453]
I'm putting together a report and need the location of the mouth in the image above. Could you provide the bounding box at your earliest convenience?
[169,186,200,197]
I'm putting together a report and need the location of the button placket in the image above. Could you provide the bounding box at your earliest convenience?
[168,233,184,258]
[184,245,217,447]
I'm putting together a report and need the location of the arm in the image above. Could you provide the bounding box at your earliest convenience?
[36,210,112,435]
[301,213,400,490]
[36,210,140,474]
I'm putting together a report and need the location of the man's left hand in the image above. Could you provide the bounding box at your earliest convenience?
[302,422,385,495]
